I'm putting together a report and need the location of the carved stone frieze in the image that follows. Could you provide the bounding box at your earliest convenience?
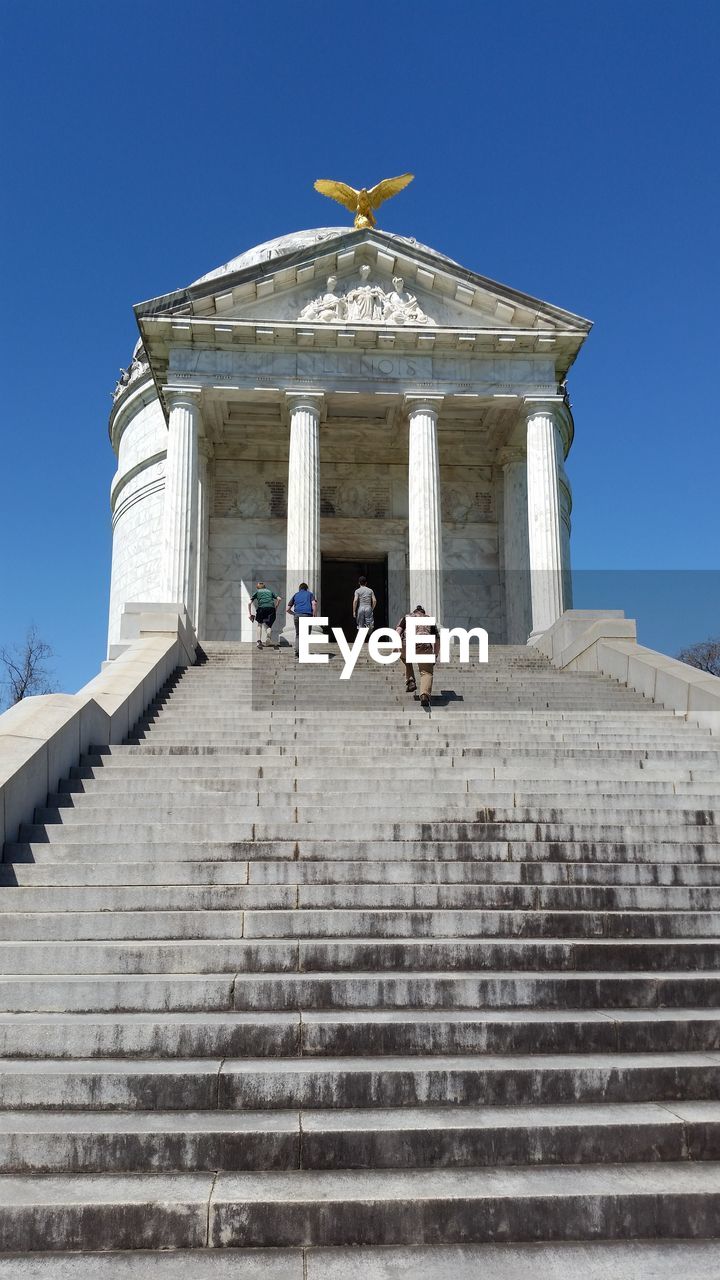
[299,265,435,327]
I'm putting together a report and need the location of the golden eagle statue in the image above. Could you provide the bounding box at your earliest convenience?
[313,173,414,229]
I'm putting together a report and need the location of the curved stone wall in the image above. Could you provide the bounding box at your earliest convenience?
[107,385,167,651]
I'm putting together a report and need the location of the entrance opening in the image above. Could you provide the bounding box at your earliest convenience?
[321,557,389,638]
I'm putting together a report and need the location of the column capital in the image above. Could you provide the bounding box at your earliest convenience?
[403,394,444,419]
[497,445,527,468]
[522,396,573,457]
[163,386,203,413]
[284,391,326,422]
[522,396,564,421]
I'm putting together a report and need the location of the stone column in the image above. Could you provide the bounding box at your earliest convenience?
[283,393,324,642]
[525,400,566,637]
[161,389,201,622]
[499,447,532,644]
[406,396,444,623]
[558,464,574,611]
[194,440,213,639]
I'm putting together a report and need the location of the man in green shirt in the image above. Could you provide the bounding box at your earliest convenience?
[249,582,281,648]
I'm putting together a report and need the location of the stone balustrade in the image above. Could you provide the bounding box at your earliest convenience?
[0,605,196,850]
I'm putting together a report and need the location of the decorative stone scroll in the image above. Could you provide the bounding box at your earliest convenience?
[299,265,435,327]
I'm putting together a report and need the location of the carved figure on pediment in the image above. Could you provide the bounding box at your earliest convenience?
[385,276,432,326]
[296,267,436,327]
[345,264,384,323]
[299,275,345,323]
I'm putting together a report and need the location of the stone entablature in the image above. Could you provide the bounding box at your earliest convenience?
[166,346,559,400]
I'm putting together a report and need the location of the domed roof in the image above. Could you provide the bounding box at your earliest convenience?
[192,227,458,285]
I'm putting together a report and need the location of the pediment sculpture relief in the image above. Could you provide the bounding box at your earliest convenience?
[299,265,435,326]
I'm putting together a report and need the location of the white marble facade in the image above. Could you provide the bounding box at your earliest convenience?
[107,227,590,652]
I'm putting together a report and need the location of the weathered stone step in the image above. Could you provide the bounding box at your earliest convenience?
[6,1162,715,1252]
[86,744,720,763]
[65,773,711,796]
[3,936,720,975]
[8,838,720,868]
[44,788,720,813]
[1,1052,720,1111]
[301,1007,720,1056]
[205,1161,720,1246]
[6,1242,712,1280]
[0,1108,297,1172]
[3,880,720,913]
[21,818,720,847]
[2,1100,719,1174]
[128,731,710,748]
[292,1099,720,1169]
[1,969,718,1014]
[6,857,720,889]
[63,764,717,786]
[0,1011,298,1058]
[1,1007,718,1059]
[3,906,720,943]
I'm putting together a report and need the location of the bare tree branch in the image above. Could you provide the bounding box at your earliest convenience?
[0,625,57,707]
[676,637,720,678]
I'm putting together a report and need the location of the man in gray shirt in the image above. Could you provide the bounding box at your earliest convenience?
[352,575,376,632]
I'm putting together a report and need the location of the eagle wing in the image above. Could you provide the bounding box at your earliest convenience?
[368,173,414,209]
[313,179,359,212]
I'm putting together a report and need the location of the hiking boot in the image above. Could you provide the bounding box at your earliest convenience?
[406,678,417,693]
[420,692,430,708]
[256,641,263,649]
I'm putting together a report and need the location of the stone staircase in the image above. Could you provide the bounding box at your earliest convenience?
[1,642,720,1277]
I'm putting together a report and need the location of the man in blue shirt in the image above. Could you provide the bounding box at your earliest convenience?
[286,582,318,658]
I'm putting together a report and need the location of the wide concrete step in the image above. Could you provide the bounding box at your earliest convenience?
[4,880,720,912]
[56,777,720,802]
[3,906,720,943]
[44,789,720,813]
[1,1052,720,1111]
[89,744,720,762]
[21,819,720,847]
[6,858,720,889]
[3,936,720,974]
[17,1240,716,1280]
[2,1100,720,1174]
[2,969,718,1013]
[2,1162,719,1250]
[6,1241,715,1280]
[9,838,720,867]
[129,732,710,748]
[62,766,718,788]
[1,1008,718,1058]
[147,706,676,723]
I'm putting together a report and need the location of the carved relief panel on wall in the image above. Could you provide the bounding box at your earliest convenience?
[213,478,287,518]
[442,470,496,523]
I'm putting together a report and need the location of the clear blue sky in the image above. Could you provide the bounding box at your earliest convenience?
[1,0,719,691]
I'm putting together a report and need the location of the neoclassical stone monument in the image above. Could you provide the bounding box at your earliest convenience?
[108,227,590,652]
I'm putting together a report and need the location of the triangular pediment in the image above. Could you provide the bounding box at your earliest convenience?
[135,228,592,338]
